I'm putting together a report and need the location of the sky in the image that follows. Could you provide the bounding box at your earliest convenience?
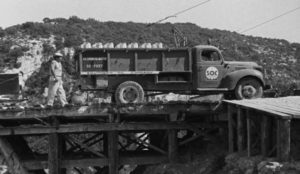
[1,0,300,43]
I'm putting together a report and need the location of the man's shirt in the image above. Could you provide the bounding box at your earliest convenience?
[50,60,62,80]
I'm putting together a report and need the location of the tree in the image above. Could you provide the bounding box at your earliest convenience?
[0,27,5,37]
[43,17,51,23]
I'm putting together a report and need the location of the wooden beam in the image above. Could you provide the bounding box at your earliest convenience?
[0,122,221,135]
[108,114,119,174]
[0,102,216,120]
[246,109,251,157]
[65,135,105,158]
[108,131,118,174]
[48,133,62,174]
[23,155,168,170]
[228,104,234,153]
[168,129,178,163]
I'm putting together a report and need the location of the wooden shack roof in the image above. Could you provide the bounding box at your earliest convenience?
[224,96,300,119]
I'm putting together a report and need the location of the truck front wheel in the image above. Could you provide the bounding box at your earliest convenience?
[235,78,263,99]
[115,81,145,104]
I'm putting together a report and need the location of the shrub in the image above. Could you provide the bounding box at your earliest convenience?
[9,47,24,58]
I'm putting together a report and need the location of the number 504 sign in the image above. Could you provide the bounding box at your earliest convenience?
[205,66,219,80]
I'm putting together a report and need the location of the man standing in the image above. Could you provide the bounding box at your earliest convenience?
[46,52,68,107]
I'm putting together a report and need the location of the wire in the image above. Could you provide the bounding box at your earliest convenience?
[147,0,212,27]
[173,0,211,16]
[239,6,300,34]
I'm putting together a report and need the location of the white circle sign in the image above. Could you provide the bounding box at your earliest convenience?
[205,66,219,80]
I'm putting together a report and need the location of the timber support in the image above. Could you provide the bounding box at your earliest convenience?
[0,102,223,174]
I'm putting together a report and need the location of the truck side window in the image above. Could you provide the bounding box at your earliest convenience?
[201,50,220,61]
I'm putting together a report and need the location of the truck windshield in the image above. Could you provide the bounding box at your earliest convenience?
[201,50,220,61]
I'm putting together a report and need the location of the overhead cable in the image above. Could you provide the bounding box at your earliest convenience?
[239,6,300,33]
[147,0,212,27]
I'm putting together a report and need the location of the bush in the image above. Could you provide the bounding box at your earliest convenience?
[9,47,24,58]
[42,43,55,55]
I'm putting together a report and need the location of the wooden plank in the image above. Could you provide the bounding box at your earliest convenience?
[224,100,291,118]
[246,109,251,157]
[258,100,300,113]
[237,107,245,152]
[245,100,300,118]
[228,104,234,153]
[0,122,221,135]
[277,119,291,161]
[168,129,178,163]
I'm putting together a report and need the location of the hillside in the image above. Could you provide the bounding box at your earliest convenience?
[0,16,300,99]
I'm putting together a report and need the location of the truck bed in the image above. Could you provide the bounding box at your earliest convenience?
[77,48,192,75]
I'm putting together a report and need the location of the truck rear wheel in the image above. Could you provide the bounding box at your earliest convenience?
[115,81,145,104]
[235,78,263,99]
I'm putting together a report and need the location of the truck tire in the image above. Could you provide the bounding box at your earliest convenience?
[235,77,263,99]
[115,81,145,104]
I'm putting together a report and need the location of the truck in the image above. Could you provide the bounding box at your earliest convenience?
[74,45,268,103]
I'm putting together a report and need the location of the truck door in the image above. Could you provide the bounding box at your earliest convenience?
[197,49,225,88]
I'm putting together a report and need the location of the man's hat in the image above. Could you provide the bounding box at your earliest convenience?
[54,52,63,57]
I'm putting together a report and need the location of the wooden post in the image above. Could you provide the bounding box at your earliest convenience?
[0,137,29,174]
[108,114,119,174]
[228,104,234,153]
[237,107,245,152]
[48,133,62,174]
[246,109,251,157]
[277,119,291,161]
[276,119,280,159]
[261,115,270,156]
[168,129,178,163]
[48,117,64,174]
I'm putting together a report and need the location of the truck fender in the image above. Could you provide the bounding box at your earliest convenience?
[220,69,265,90]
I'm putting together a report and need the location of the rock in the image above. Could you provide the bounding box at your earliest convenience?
[258,161,283,174]
[71,91,87,105]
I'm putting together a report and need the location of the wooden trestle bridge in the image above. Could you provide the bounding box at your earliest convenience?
[0,96,300,174]
[0,101,225,174]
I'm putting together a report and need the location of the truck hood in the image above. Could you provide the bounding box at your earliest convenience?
[224,61,258,67]
[224,61,262,71]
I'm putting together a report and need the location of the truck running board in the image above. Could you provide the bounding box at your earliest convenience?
[197,88,229,92]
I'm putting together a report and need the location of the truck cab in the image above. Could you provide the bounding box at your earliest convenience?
[193,45,265,99]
